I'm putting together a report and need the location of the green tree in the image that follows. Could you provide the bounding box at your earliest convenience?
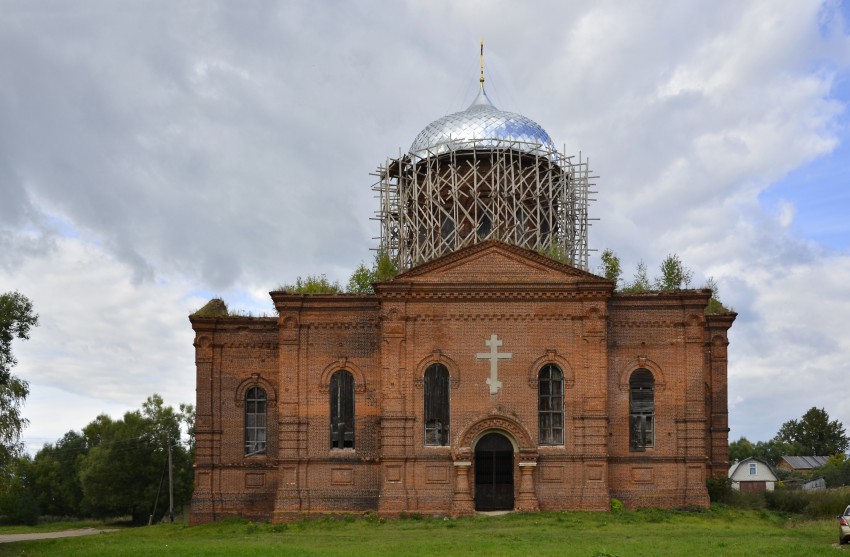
[280,274,343,294]
[347,263,374,293]
[702,276,730,314]
[179,402,195,454]
[728,437,756,463]
[27,431,87,517]
[817,453,850,487]
[623,261,651,293]
[77,395,194,524]
[373,251,398,282]
[753,439,802,466]
[775,407,849,457]
[655,253,693,291]
[0,291,39,469]
[346,251,399,294]
[727,435,804,466]
[0,455,39,524]
[599,249,622,285]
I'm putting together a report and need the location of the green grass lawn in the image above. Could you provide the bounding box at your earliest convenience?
[2,507,845,557]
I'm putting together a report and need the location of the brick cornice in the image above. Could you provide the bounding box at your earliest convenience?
[410,313,577,322]
[381,287,610,301]
[308,321,380,330]
[190,316,277,331]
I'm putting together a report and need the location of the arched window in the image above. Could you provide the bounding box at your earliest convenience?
[330,370,355,449]
[245,386,267,456]
[440,212,455,243]
[538,364,564,445]
[514,205,528,244]
[477,207,492,239]
[629,369,655,450]
[424,363,450,446]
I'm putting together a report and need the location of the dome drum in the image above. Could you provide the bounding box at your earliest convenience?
[375,87,593,271]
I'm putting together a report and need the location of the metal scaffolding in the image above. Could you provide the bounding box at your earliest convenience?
[373,139,595,271]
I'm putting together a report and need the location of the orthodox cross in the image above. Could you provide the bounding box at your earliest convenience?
[476,333,512,395]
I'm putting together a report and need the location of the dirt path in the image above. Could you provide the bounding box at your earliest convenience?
[0,528,118,543]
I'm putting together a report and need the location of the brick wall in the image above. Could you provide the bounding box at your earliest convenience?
[189,241,734,523]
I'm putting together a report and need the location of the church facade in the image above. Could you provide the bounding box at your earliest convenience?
[188,73,735,523]
[189,241,734,523]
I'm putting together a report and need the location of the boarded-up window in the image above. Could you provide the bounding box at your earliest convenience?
[245,386,267,456]
[538,364,564,445]
[629,369,654,450]
[424,364,450,446]
[330,370,354,449]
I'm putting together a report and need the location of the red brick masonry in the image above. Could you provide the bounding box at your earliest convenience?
[189,241,734,523]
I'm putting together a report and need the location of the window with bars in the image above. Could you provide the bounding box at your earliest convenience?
[330,370,355,449]
[538,364,564,445]
[244,386,267,456]
[424,363,450,446]
[629,369,655,450]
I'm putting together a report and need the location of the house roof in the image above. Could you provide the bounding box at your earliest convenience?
[779,455,829,470]
[728,457,778,481]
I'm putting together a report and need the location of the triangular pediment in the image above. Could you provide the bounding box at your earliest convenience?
[382,240,611,288]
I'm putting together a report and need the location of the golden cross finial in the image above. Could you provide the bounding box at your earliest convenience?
[479,39,485,89]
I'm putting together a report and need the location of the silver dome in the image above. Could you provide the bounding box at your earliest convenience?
[409,88,557,159]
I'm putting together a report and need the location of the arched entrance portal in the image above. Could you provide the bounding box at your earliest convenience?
[474,432,514,511]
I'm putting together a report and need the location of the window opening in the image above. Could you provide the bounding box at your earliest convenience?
[424,363,450,446]
[330,370,355,449]
[629,369,654,450]
[245,386,267,456]
[538,364,564,445]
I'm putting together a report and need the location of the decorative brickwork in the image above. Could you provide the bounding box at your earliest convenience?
[189,241,734,523]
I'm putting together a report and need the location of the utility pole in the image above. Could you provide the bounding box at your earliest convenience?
[167,432,174,523]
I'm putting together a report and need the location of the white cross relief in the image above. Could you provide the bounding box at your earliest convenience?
[476,333,512,395]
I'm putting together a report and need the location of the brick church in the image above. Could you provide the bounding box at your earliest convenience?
[189,70,735,523]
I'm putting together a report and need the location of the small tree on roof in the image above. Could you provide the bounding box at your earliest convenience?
[655,253,693,291]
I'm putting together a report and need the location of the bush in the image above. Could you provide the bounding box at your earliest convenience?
[725,490,766,510]
[800,487,850,519]
[0,484,40,525]
[762,486,850,518]
[706,475,733,503]
[764,489,808,514]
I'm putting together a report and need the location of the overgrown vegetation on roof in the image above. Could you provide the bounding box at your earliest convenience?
[277,275,343,294]
[536,244,571,265]
[598,250,733,314]
[191,298,229,317]
[277,251,400,295]
[190,298,269,319]
[347,251,398,293]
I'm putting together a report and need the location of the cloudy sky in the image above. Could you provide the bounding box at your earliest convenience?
[2,1,849,454]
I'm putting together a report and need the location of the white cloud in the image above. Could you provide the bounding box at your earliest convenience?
[7,236,197,443]
[1,0,848,446]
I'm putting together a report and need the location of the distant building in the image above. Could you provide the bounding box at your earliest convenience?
[802,477,826,491]
[777,455,829,475]
[728,457,777,492]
